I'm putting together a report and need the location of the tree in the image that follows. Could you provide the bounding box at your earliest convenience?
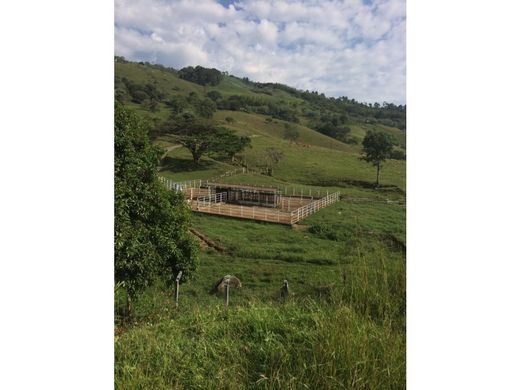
[263,147,284,176]
[178,66,223,86]
[283,123,300,143]
[115,103,198,310]
[360,130,395,186]
[167,95,189,115]
[168,117,247,164]
[206,90,223,102]
[212,129,251,161]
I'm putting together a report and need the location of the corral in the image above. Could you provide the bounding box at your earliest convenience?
[159,177,340,225]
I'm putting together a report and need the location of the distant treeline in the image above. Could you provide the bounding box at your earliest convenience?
[114,57,406,143]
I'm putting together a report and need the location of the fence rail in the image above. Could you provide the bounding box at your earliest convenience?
[196,192,228,208]
[290,192,340,224]
[159,167,247,192]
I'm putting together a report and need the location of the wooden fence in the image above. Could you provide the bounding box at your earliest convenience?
[192,192,341,225]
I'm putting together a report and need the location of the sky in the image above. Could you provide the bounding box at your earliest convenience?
[115,0,405,104]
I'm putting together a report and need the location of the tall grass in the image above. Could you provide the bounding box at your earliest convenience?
[115,236,405,389]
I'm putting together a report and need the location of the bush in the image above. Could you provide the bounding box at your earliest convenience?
[131,90,149,104]
[390,149,406,160]
[308,222,343,241]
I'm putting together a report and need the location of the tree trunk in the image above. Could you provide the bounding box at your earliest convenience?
[376,162,380,187]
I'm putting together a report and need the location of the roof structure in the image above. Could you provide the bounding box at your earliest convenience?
[206,183,281,194]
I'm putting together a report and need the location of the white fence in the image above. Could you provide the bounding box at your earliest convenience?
[196,192,228,208]
[158,167,247,192]
[158,177,205,191]
[290,192,340,224]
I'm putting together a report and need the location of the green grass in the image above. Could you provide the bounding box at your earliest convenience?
[115,196,406,388]
[115,60,406,389]
[160,110,406,190]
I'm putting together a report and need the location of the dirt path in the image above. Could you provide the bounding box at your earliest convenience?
[189,228,227,253]
[161,144,182,159]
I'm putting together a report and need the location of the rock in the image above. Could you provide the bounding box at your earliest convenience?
[212,275,242,294]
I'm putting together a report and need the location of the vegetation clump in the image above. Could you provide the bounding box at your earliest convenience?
[115,103,198,304]
[178,65,223,86]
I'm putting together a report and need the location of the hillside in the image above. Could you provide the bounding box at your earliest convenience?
[114,59,406,389]
[115,59,406,190]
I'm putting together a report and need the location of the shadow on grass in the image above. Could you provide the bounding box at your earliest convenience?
[159,156,217,173]
[309,178,405,194]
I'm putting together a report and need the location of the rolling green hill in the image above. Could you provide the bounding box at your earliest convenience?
[115,59,406,389]
[115,59,406,190]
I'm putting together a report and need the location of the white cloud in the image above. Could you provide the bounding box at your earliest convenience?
[115,0,406,104]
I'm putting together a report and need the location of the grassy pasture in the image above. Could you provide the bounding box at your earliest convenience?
[115,197,406,388]
[115,61,406,389]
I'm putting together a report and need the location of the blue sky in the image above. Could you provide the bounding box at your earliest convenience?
[115,0,405,104]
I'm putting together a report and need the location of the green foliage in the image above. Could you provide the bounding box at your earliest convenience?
[178,65,223,86]
[361,130,395,185]
[283,123,300,143]
[211,129,252,161]
[206,90,223,102]
[308,222,344,241]
[390,148,406,160]
[114,103,198,299]
[166,117,249,164]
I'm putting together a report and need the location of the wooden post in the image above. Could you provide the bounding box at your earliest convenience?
[175,271,183,308]
[281,280,289,301]
[224,277,230,307]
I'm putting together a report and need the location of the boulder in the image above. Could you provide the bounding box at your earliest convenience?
[212,275,242,294]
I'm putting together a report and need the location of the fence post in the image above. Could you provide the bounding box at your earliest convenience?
[175,271,183,308]
[224,277,230,307]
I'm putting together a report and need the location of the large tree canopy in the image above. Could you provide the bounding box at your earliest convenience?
[360,130,395,186]
[178,65,223,86]
[167,117,251,164]
[115,103,198,299]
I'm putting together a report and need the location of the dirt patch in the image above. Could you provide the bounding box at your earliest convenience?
[189,228,227,253]
[291,224,310,231]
